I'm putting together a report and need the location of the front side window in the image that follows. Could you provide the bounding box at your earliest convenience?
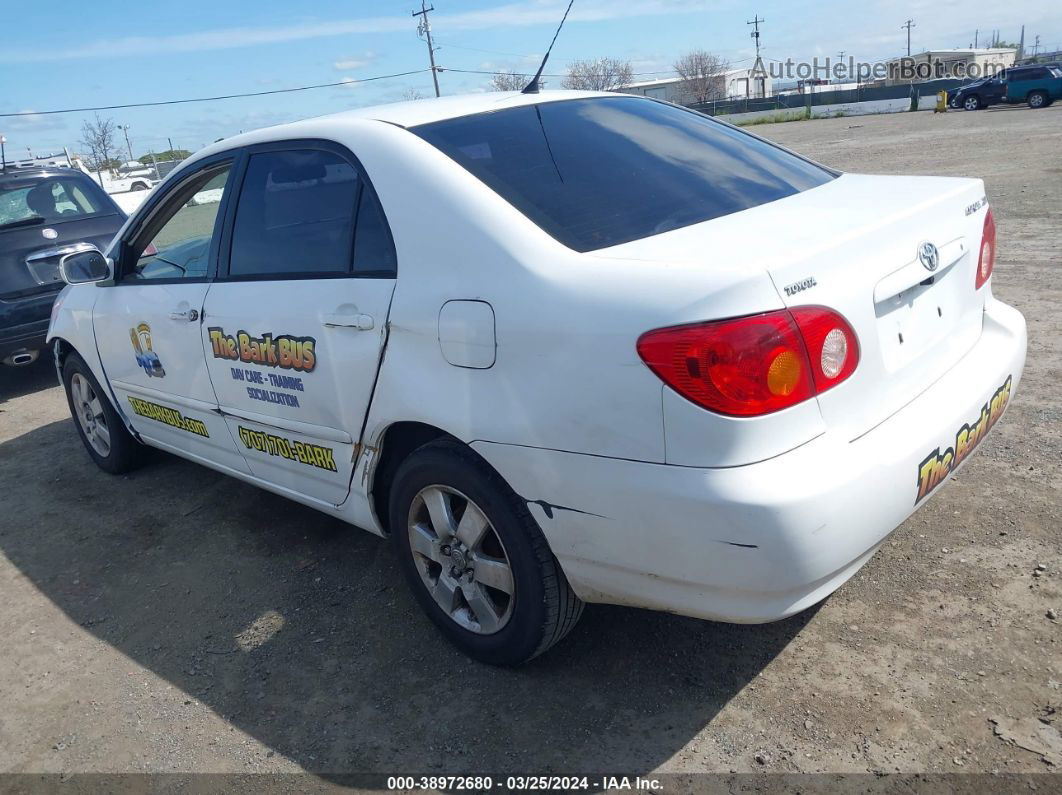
[129,165,231,281]
[411,96,835,252]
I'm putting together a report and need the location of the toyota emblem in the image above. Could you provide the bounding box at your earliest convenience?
[918,241,940,272]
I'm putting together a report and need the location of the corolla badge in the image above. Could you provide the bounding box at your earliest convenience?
[918,241,940,272]
[41,227,58,240]
[129,322,166,378]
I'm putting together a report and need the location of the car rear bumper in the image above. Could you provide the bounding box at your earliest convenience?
[0,291,56,360]
[473,297,1026,623]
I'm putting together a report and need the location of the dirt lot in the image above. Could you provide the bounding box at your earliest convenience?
[1,105,1059,784]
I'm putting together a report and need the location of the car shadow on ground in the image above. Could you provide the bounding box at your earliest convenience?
[0,419,813,779]
[0,356,58,405]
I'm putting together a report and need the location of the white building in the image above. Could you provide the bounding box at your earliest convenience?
[884,48,1016,85]
[619,65,773,104]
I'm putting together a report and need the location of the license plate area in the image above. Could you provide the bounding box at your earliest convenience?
[875,266,970,372]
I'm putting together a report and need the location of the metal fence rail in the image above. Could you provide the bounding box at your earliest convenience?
[688,78,973,116]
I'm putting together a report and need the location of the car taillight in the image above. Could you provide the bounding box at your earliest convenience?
[975,208,996,289]
[637,307,859,417]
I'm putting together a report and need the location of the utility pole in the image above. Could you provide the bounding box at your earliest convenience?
[747,15,764,98]
[167,137,174,154]
[116,124,134,162]
[412,0,441,97]
[1031,35,1041,57]
[974,29,978,48]
[902,19,916,56]
[0,135,5,171]
[747,14,764,59]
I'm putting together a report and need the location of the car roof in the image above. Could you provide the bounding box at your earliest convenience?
[0,165,88,184]
[183,90,615,167]
[318,89,609,128]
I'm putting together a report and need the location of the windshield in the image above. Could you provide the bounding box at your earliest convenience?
[0,174,112,229]
[411,96,835,252]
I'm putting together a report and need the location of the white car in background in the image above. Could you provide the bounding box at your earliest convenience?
[47,91,1026,665]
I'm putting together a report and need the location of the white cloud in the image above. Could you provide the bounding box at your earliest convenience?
[0,1,729,62]
[3,110,69,132]
[333,52,377,71]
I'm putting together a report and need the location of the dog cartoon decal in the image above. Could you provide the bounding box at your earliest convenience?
[129,322,166,378]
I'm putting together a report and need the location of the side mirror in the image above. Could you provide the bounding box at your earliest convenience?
[59,248,112,285]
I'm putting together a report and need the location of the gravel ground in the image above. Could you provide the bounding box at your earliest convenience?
[0,105,1059,784]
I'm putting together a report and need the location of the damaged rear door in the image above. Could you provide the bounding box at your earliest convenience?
[201,140,397,505]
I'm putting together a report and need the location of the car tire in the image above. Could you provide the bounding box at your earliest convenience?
[1028,91,1047,109]
[390,439,584,665]
[963,95,982,111]
[62,352,147,474]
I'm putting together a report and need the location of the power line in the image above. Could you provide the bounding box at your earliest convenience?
[0,69,431,118]
[3,58,789,120]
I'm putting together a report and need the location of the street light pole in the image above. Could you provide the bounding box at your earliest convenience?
[0,135,6,171]
[117,124,134,162]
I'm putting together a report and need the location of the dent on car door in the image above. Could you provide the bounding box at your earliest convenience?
[91,159,252,474]
[201,143,397,506]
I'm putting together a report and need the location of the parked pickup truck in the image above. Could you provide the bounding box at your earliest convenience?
[1002,65,1062,108]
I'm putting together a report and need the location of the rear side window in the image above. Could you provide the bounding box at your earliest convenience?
[227,148,396,278]
[412,96,835,252]
[352,184,398,276]
[1011,69,1041,81]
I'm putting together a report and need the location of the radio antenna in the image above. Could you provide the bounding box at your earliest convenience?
[522,0,576,94]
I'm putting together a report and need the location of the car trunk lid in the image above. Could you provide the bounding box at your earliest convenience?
[1,215,122,299]
[602,172,990,441]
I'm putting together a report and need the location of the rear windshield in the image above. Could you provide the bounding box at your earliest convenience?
[0,174,113,230]
[411,96,835,252]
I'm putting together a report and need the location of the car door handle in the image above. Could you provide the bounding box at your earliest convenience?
[169,309,199,322]
[321,313,374,330]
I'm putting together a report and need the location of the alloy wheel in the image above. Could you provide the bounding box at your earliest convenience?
[407,485,515,634]
[71,373,111,457]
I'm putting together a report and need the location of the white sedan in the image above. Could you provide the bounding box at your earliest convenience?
[48,91,1026,665]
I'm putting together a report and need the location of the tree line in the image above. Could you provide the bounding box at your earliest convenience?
[489,50,732,102]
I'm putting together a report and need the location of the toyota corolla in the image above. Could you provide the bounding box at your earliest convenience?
[47,92,1026,665]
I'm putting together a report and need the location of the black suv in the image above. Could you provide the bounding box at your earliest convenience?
[0,166,125,367]
[948,74,1006,110]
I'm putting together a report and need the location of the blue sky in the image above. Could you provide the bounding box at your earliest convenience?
[2,0,1058,159]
